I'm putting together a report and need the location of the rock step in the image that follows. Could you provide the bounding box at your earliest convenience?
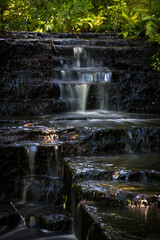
[62,153,160,210]
[1,70,157,99]
[15,175,63,204]
[0,119,160,152]
[72,180,160,208]
[0,33,154,46]
[0,53,155,72]
[0,119,160,151]
[75,201,160,240]
[14,202,72,231]
[0,143,63,198]
[63,153,160,183]
[0,99,68,116]
[0,39,155,71]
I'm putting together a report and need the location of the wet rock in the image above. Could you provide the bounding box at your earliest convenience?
[35,213,72,232]
[14,176,63,204]
[0,143,63,199]
[0,202,20,229]
[5,202,73,234]
[75,201,160,240]
[72,180,160,210]
[0,146,28,199]
[0,99,68,116]
[61,153,160,211]
[62,153,160,183]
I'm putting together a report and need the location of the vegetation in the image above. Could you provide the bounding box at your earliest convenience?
[0,0,159,38]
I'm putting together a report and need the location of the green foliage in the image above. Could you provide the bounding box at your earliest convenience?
[51,0,105,33]
[152,51,160,72]
[4,0,57,32]
[0,0,10,29]
[1,0,106,33]
[52,0,96,32]
[151,45,160,104]
[0,0,160,39]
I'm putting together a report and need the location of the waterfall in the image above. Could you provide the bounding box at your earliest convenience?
[74,47,83,68]
[20,145,37,203]
[54,144,61,176]
[56,46,112,112]
[27,145,37,182]
[99,83,109,110]
[22,180,30,203]
[76,84,90,111]
[59,83,90,111]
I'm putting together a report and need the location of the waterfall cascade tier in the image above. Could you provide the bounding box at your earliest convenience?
[0,33,159,116]
[0,32,160,240]
[53,46,113,112]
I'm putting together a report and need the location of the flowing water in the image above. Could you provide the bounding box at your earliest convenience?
[54,45,112,112]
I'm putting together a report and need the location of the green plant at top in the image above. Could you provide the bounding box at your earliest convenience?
[1,0,160,36]
[0,0,10,29]
[142,0,160,38]
[3,0,57,32]
[151,50,160,104]
[101,0,143,37]
[99,0,160,39]
[51,0,105,33]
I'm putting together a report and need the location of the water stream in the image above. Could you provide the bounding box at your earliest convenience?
[55,46,112,112]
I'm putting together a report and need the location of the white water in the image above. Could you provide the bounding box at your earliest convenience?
[76,84,90,111]
[27,145,37,181]
[74,47,83,68]
[54,144,61,176]
[59,83,90,111]
[57,46,112,112]
[78,71,111,82]
[21,145,37,203]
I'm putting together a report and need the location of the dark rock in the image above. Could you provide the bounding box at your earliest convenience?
[0,202,20,228]
[35,213,72,232]
[75,201,160,240]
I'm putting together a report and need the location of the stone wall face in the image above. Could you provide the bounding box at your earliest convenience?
[0,31,159,116]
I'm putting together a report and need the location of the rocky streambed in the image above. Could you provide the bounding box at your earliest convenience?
[0,31,160,240]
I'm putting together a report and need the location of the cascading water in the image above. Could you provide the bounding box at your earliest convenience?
[21,145,38,203]
[74,47,83,68]
[55,46,112,112]
[27,145,37,182]
[59,83,90,111]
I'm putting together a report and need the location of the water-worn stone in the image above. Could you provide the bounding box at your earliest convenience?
[0,143,61,199]
[62,153,160,183]
[15,176,63,204]
[72,180,160,209]
[75,201,160,240]
[35,213,72,231]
